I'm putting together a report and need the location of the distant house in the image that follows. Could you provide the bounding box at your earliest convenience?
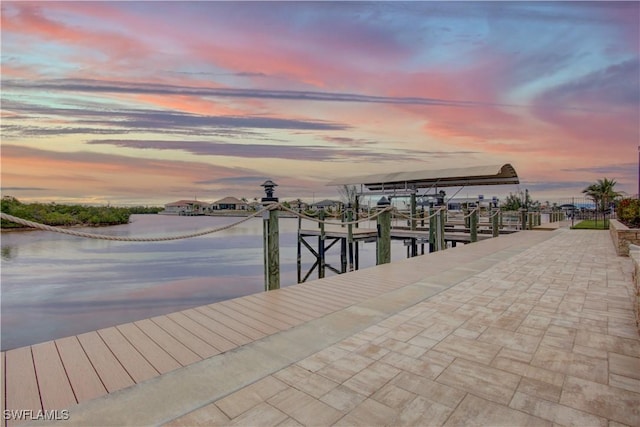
[286,200,309,211]
[211,196,248,211]
[313,199,341,211]
[161,200,210,215]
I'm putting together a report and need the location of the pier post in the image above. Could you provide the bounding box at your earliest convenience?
[528,212,534,230]
[297,206,302,284]
[492,208,500,237]
[429,207,436,253]
[376,197,391,265]
[464,206,470,229]
[437,207,446,250]
[410,191,417,257]
[347,203,354,271]
[261,180,280,291]
[267,208,280,290]
[520,208,527,230]
[470,208,478,243]
[318,208,326,279]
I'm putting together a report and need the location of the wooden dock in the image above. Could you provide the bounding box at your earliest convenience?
[2,227,638,426]
[299,227,494,244]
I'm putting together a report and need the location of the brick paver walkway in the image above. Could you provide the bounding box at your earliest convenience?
[57,229,640,426]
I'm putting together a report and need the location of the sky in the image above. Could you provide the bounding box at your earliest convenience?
[1,1,639,206]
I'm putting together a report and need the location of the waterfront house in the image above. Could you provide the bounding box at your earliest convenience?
[161,200,210,215]
[286,199,309,211]
[312,199,342,212]
[211,197,248,211]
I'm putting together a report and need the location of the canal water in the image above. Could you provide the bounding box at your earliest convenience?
[1,214,407,350]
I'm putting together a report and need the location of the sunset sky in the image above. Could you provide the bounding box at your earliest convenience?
[2,1,638,206]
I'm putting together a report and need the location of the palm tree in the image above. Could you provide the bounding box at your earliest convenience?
[582,178,621,227]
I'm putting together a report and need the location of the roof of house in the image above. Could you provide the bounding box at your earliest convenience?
[314,199,341,207]
[212,196,247,205]
[165,199,209,207]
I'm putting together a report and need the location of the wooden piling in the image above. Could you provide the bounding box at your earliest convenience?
[520,209,527,230]
[429,208,436,253]
[410,192,417,257]
[377,206,391,265]
[438,208,446,250]
[297,207,302,284]
[318,208,326,279]
[470,208,478,243]
[347,204,354,271]
[267,207,280,290]
[528,212,534,230]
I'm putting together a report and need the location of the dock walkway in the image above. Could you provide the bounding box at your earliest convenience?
[3,227,639,426]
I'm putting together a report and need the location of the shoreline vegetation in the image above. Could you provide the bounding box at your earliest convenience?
[1,196,163,230]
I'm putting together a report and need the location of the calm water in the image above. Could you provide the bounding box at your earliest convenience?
[1,214,406,350]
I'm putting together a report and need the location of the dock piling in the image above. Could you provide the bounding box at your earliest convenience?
[470,208,478,243]
[376,197,391,265]
[318,208,326,279]
[261,180,280,291]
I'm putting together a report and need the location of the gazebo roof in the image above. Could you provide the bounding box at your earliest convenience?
[326,164,519,191]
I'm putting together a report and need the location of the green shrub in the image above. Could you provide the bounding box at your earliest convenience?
[617,198,640,228]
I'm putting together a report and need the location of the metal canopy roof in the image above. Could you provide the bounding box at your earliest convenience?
[326,164,519,191]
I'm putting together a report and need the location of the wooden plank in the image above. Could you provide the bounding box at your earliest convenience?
[224,299,298,329]
[238,295,314,322]
[281,287,346,311]
[255,290,333,317]
[76,332,135,393]
[287,286,355,309]
[97,327,158,384]
[134,319,201,367]
[116,323,181,374]
[195,306,265,341]
[55,336,107,403]
[183,308,252,346]
[250,295,318,321]
[210,303,282,335]
[31,341,76,410]
[150,316,219,359]
[5,347,42,427]
[298,282,368,303]
[167,312,237,353]
[315,280,384,299]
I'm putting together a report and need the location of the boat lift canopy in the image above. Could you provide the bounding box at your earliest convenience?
[326,164,519,196]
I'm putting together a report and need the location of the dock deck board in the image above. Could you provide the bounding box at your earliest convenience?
[115,323,181,374]
[76,331,135,393]
[134,319,201,367]
[55,336,107,403]
[31,341,76,410]
[165,312,237,353]
[5,347,40,425]
[150,316,220,360]
[96,327,159,383]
